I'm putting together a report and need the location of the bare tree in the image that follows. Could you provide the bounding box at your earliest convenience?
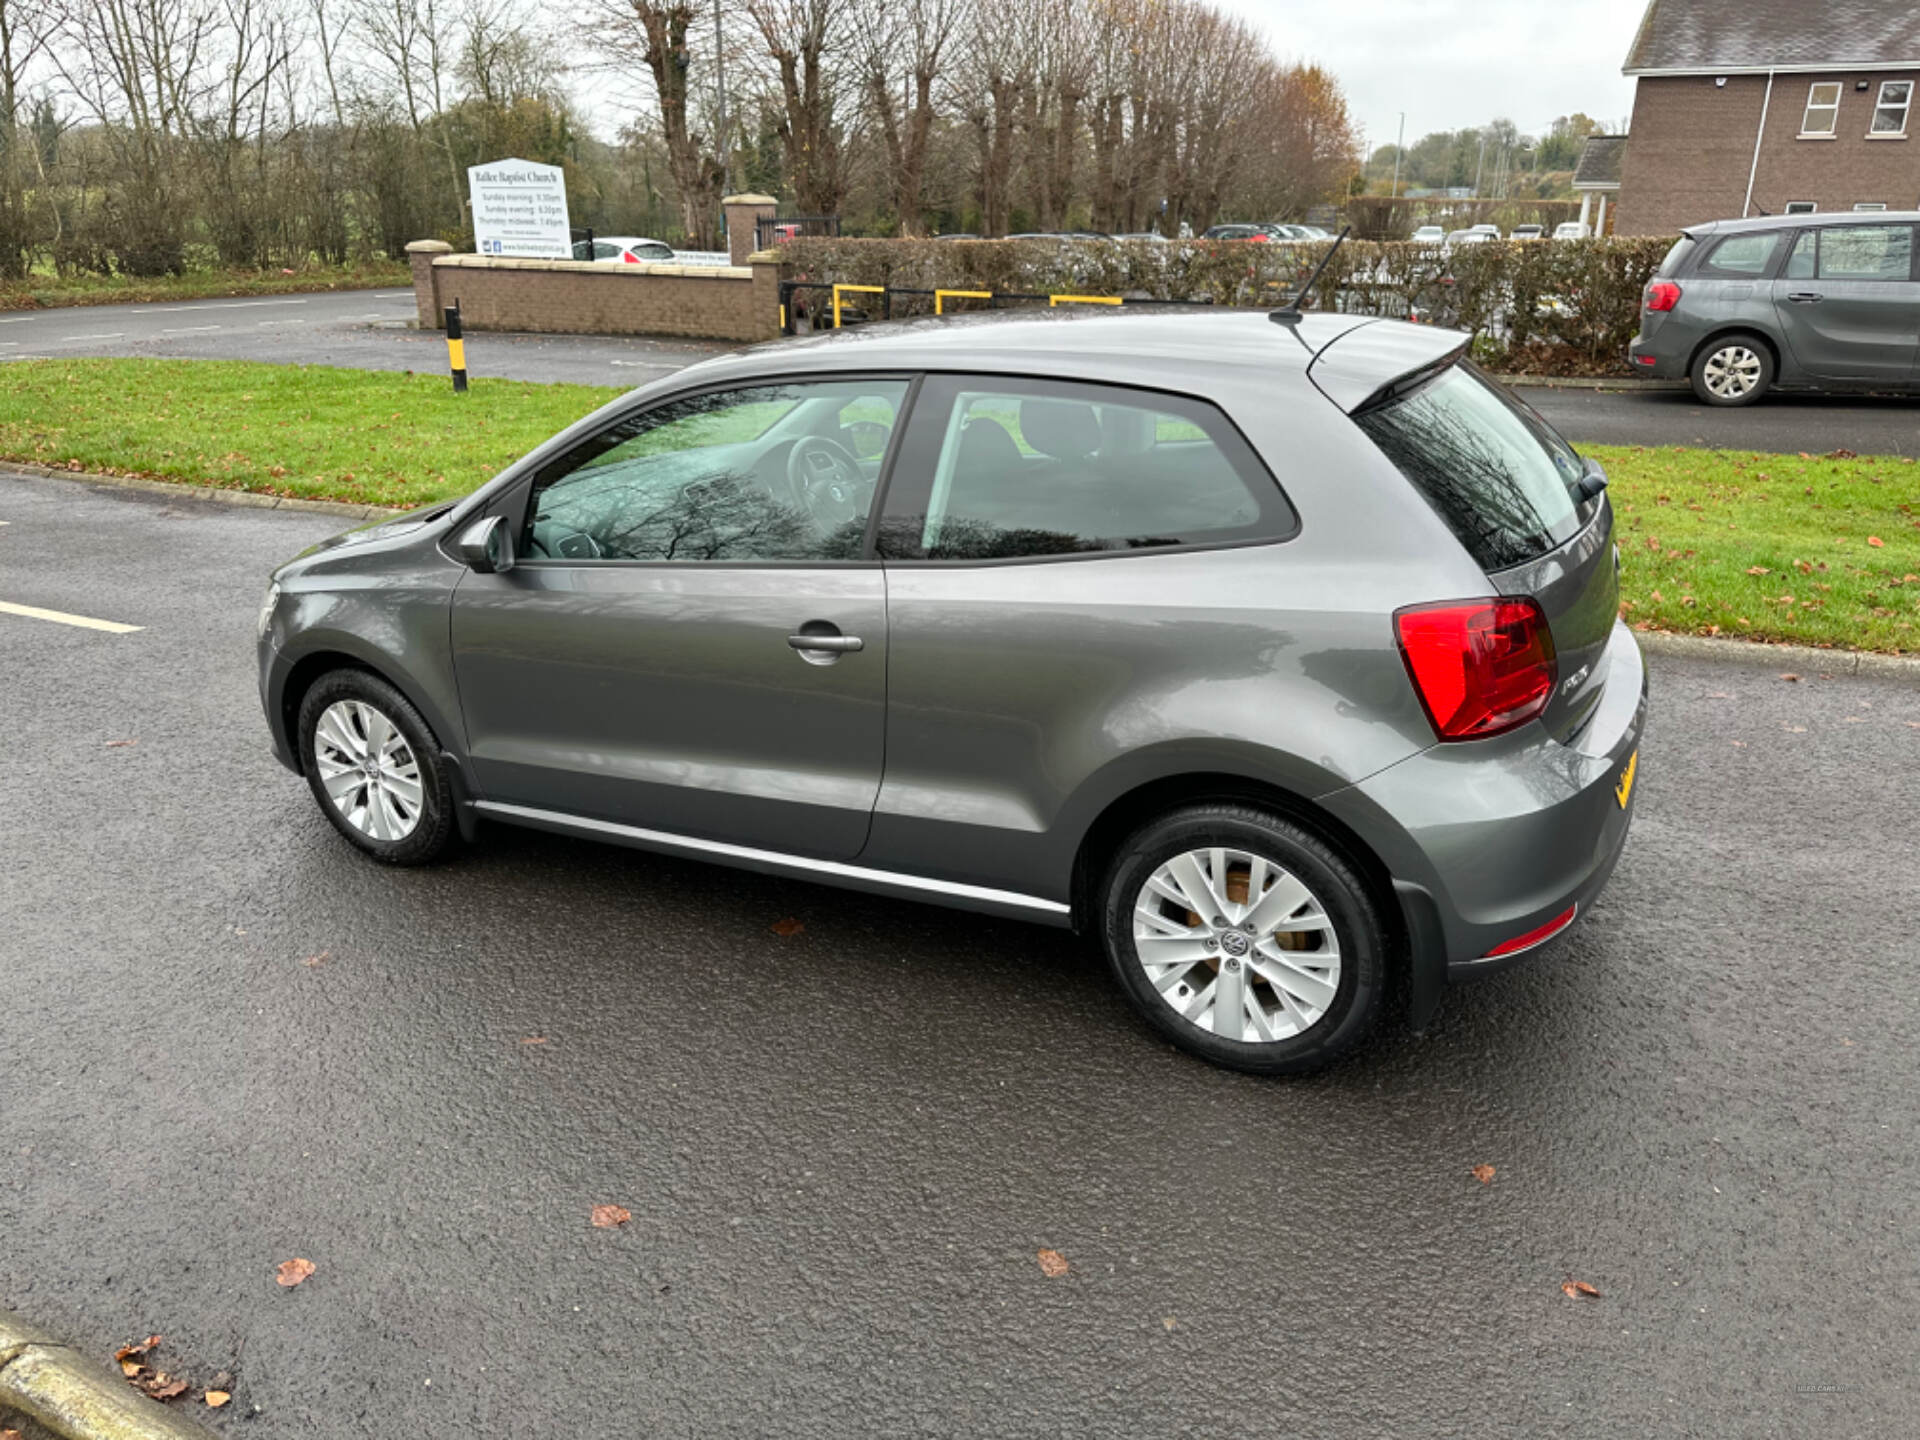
[855,0,950,234]
[743,0,847,215]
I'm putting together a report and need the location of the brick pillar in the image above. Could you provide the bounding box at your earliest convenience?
[722,194,779,267]
[749,251,788,339]
[405,240,453,328]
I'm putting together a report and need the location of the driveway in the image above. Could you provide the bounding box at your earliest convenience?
[1516,383,1920,458]
[1,471,1914,1435]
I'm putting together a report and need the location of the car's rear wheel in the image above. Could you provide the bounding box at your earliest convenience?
[1099,805,1387,1075]
[1691,335,1773,406]
[297,669,456,865]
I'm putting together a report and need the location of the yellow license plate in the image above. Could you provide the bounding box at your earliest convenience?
[1614,750,1639,809]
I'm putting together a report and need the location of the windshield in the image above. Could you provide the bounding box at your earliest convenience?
[1354,362,1587,571]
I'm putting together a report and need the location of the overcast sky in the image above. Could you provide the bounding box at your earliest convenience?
[1232,0,1650,152]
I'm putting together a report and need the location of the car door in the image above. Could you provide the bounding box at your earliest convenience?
[449,376,912,859]
[1771,223,1920,382]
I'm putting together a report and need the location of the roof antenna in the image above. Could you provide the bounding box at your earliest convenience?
[1270,226,1352,326]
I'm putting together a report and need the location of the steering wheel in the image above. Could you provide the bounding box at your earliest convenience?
[785,435,869,530]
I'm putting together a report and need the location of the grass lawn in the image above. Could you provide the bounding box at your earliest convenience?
[0,358,1914,652]
[0,261,413,311]
[0,359,620,509]
[1590,444,1920,654]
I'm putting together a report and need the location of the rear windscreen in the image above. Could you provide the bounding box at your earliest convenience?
[1354,362,1586,571]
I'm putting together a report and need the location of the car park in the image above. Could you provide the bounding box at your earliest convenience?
[1629,211,1920,405]
[258,308,1644,1076]
[1202,224,1273,242]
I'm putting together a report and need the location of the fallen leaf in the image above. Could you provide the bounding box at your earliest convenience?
[1161,1316,1177,1331]
[1780,673,1800,683]
[275,1257,316,1287]
[206,1391,232,1408]
[1784,725,1807,733]
[1706,691,1732,699]
[1562,1280,1602,1299]
[1745,566,1770,576]
[145,1375,189,1401]
[1036,1248,1069,1277]
[770,917,805,937]
[104,738,139,748]
[1867,536,1885,547]
[1471,1164,1496,1185]
[114,1335,161,1362]
[120,1360,144,1377]
[590,1204,631,1229]
[301,950,330,968]
[521,1035,548,1045]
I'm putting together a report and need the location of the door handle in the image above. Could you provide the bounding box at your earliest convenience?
[787,633,863,653]
[1787,291,1824,303]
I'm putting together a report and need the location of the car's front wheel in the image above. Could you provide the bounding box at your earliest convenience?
[1691,335,1773,406]
[1100,805,1387,1075]
[297,669,457,865]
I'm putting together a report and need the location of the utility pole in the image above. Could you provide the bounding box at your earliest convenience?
[1473,133,1487,196]
[1390,112,1405,199]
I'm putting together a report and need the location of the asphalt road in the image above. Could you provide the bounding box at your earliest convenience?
[12,287,1920,455]
[0,288,728,388]
[1521,383,1920,458]
[1,471,1915,1436]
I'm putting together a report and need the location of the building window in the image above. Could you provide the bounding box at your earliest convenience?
[1870,80,1912,134]
[1784,202,1818,214]
[1801,82,1841,135]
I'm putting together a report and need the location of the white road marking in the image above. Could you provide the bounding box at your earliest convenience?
[0,316,33,324]
[375,292,414,299]
[610,360,669,369]
[0,600,144,634]
[57,333,125,343]
[162,325,221,334]
[261,319,305,326]
[134,298,312,313]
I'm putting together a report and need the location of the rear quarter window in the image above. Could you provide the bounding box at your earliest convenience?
[1696,231,1781,277]
[1656,235,1696,275]
[1354,362,1587,572]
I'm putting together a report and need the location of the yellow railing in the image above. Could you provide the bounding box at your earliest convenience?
[832,283,886,328]
[934,289,994,315]
[1048,293,1124,307]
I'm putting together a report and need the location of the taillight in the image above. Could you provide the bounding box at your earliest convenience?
[1484,904,1577,957]
[1395,598,1558,740]
[622,251,639,264]
[1644,280,1681,312]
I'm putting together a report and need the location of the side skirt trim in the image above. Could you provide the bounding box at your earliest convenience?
[473,800,1072,918]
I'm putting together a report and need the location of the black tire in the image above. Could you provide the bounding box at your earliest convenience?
[1099,804,1388,1076]
[1690,333,1774,407]
[296,668,457,865]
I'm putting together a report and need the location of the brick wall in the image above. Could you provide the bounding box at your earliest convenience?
[412,254,783,343]
[1619,72,1920,235]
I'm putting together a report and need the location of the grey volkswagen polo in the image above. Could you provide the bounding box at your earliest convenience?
[257,308,1645,1074]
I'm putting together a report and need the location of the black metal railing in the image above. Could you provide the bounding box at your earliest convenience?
[755,214,842,249]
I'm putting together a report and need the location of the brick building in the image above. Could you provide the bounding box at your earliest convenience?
[1615,0,1920,235]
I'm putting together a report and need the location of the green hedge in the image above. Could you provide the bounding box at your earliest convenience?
[777,236,1678,375]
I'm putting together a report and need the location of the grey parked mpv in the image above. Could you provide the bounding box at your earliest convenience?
[258,309,1645,1074]
[1631,211,1920,405]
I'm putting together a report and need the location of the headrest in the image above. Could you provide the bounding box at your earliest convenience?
[1019,399,1102,461]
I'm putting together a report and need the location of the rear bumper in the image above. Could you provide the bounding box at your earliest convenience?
[1323,620,1647,981]
[1628,331,1689,379]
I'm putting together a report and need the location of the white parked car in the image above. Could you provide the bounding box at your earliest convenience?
[1553,222,1591,240]
[1510,224,1546,241]
[1411,225,1447,244]
[574,236,677,264]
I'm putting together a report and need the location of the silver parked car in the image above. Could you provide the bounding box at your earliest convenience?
[1630,211,1920,405]
[258,309,1645,1075]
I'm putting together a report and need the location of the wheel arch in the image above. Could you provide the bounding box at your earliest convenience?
[278,641,461,778]
[1067,772,1403,948]
[1687,326,1783,383]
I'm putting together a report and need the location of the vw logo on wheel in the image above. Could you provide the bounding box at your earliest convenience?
[1218,930,1252,957]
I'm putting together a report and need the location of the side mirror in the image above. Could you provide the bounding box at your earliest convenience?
[1576,458,1609,503]
[457,515,516,574]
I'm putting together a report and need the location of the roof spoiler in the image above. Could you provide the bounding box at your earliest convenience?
[1269,227,1352,325]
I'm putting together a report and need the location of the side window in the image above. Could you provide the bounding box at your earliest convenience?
[590,241,620,260]
[1785,230,1817,279]
[522,379,909,563]
[1817,225,1912,280]
[877,377,1294,561]
[1698,232,1780,277]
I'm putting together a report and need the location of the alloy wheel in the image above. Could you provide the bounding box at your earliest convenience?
[312,699,424,842]
[1702,345,1763,400]
[1131,847,1341,1043]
